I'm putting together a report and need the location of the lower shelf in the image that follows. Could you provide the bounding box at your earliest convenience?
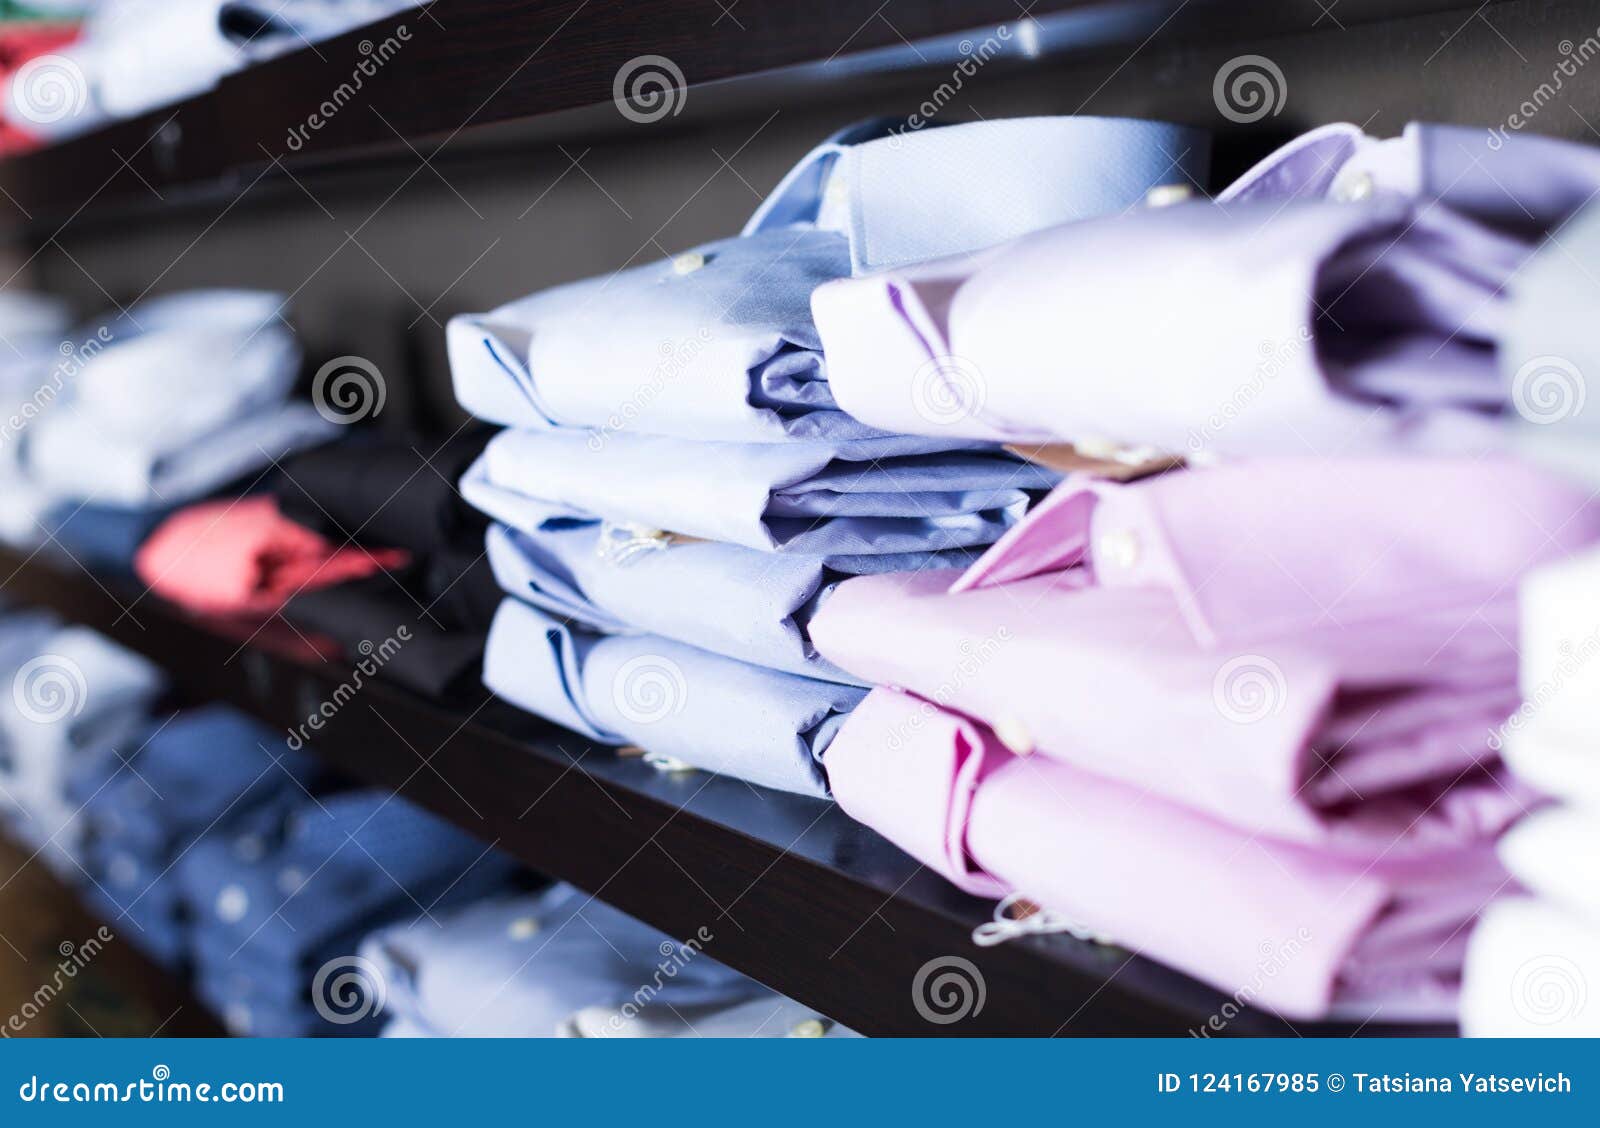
[0,830,224,1038]
[0,545,1442,1035]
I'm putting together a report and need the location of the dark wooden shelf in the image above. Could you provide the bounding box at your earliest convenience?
[0,0,1499,229]
[0,545,1450,1036]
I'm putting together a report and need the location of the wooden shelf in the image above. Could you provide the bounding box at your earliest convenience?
[0,0,1497,228]
[0,545,1451,1036]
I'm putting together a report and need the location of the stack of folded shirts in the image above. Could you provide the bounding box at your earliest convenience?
[67,705,326,969]
[808,457,1600,1021]
[3,0,421,142]
[270,427,501,697]
[362,882,856,1038]
[0,290,74,543]
[813,122,1600,460]
[453,115,1209,795]
[0,614,164,876]
[1461,216,1600,1037]
[13,289,338,569]
[175,789,517,1036]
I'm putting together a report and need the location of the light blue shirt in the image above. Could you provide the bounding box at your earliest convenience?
[451,116,1209,444]
[363,884,856,1038]
[485,522,975,682]
[463,427,1055,557]
[484,597,861,797]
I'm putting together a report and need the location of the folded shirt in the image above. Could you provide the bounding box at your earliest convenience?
[38,500,170,573]
[1221,121,1600,233]
[0,621,165,869]
[485,597,859,797]
[813,189,1523,457]
[362,884,856,1038]
[1462,898,1600,1037]
[274,427,492,557]
[71,706,324,967]
[831,687,1502,1020]
[484,522,976,684]
[19,288,337,507]
[1501,200,1600,483]
[463,427,1055,557]
[8,0,419,139]
[71,705,323,861]
[177,789,517,1035]
[26,400,338,508]
[451,116,1208,444]
[283,566,494,699]
[811,457,1598,846]
[268,429,498,690]
[1496,805,1600,925]
[136,495,409,616]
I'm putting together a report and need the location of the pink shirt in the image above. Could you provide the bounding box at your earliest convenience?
[136,497,409,616]
[827,688,1500,1019]
[812,457,1593,847]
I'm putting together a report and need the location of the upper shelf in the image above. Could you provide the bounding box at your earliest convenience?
[0,544,1449,1037]
[0,0,1495,229]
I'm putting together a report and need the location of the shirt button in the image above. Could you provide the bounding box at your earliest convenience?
[216,884,250,923]
[1143,184,1193,208]
[1096,529,1141,571]
[108,853,138,887]
[670,251,705,275]
[789,1018,827,1038]
[992,713,1035,757]
[225,1004,253,1036]
[507,916,541,940]
[1332,170,1375,202]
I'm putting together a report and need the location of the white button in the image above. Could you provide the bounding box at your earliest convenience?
[670,251,705,275]
[507,916,541,941]
[643,751,695,774]
[225,1004,252,1035]
[1096,529,1141,571]
[992,713,1035,757]
[1332,170,1375,202]
[1143,184,1193,208]
[276,867,307,895]
[789,1018,827,1038]
[108,853,138,887]
[216,884,250,923]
